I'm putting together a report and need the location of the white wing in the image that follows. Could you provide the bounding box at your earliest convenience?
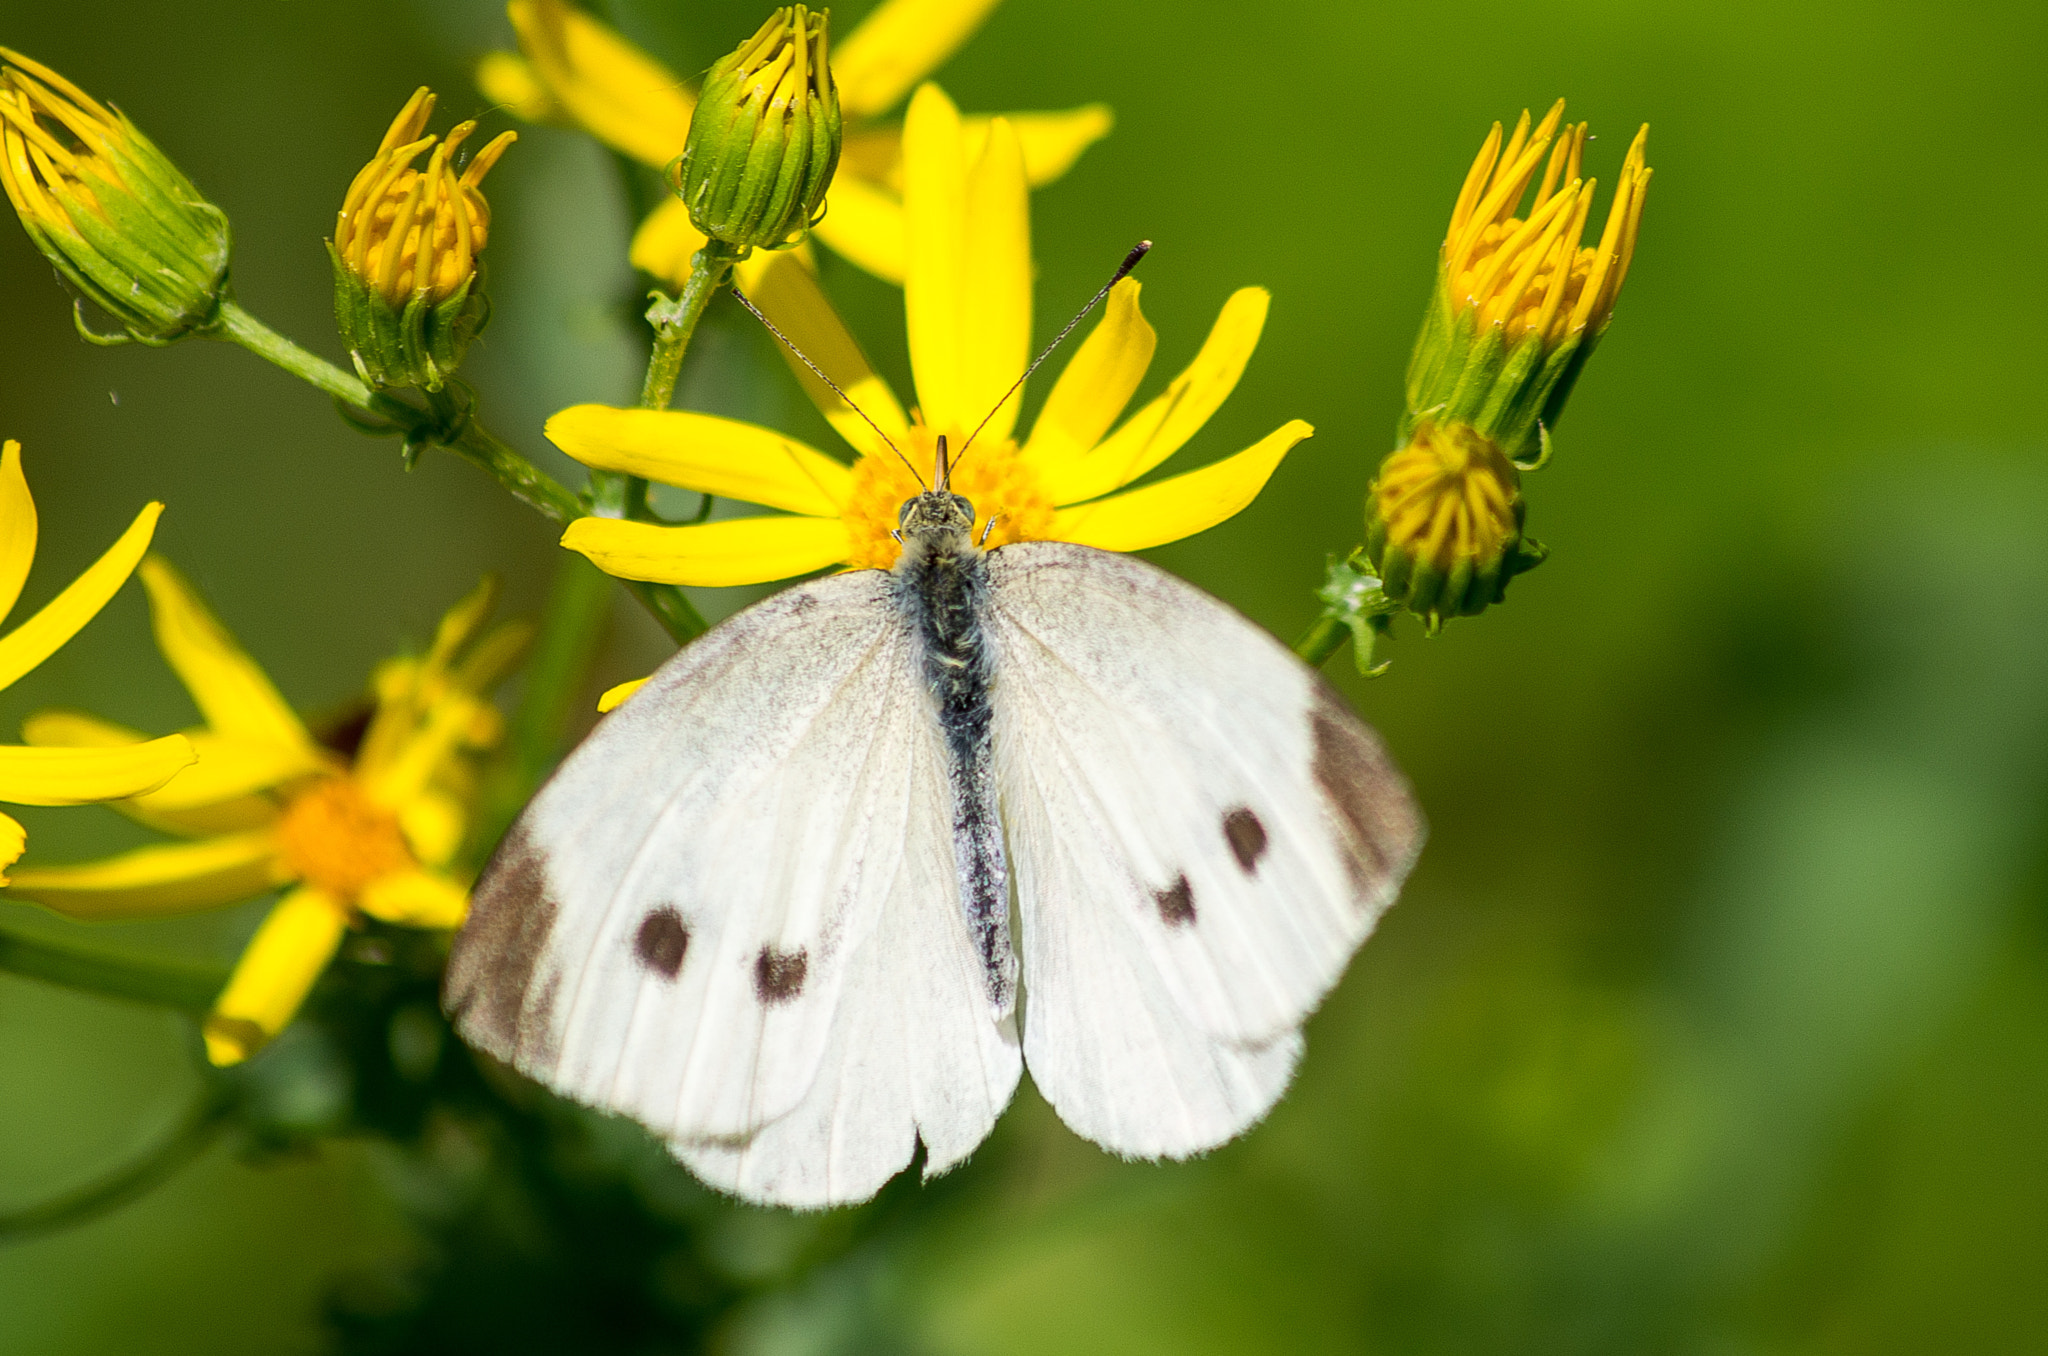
[985,542,1423,1158]
[445,571,1019,1200]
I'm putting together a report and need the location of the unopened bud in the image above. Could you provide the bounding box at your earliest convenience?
[329,88,515,391]
[1364,420,1546,625]
[0,49,231,344]
[670,6,840,254]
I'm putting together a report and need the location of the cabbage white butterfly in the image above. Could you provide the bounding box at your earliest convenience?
[445,249,1425,1208]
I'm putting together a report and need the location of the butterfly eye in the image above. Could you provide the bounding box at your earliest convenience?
[948,493,975,521]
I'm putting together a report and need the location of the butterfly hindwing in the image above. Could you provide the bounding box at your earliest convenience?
[446,572,1015,1161]
[984,542,1424,1157]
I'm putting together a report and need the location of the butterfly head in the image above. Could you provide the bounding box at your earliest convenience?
[896,489,978,548]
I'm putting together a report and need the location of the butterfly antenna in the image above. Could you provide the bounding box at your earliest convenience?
[954,240,1152,468]
[729,283,926,490]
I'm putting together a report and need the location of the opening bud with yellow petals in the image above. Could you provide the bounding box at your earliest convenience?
[1363,420,1546,627]
[0,49,231,344]
[329,88,515,391]
[1404,99,1650,468]
[669,6,840,255]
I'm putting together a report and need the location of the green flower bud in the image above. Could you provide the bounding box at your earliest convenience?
[1364,420,1546,627]
[0,48,231,345]
[1404,100,1649,468]
[670,6,840,254]
[330,88,515,392]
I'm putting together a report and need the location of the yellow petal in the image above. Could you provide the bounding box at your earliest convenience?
[399,792,464,868]
[972,106,1115,187]
[0,810,24,885]
[737,250,911,460]
[628,197,709,287]
[138,558,314,751]
[506,0,693,168]
[475,51,556,123]
[0,500,159,693]
[832,0,1004,118]
[1022,278,1155,472]
[6,829,286,921]
[1048,420,1312,552]
[810,173,907,284]
[958,117,1032,444]
[840,105,1115,198]
[0,735,196,806]
[19,710,299,831]
[597,676,650,713]
[546,405,852,515]
[204,885,348,1066]
[1038,288,1271,506]
[0,441,38,625]
[903,83,969,433]
[358,867,469,930]
[562,515,852,587]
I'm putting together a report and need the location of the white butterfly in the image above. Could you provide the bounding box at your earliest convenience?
[444,478,1421,1209]
[445,250,1424,1210]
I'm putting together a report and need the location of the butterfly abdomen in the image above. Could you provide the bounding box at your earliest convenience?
[891,523,1014,1009]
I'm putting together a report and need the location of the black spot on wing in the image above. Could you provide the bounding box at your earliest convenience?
[754,946,809,1004]
[1154,874,1196,925]
[443,821,561,1064]
[633,907,689,979]
[1308,677,1427,905]
[1223,807,1268,874]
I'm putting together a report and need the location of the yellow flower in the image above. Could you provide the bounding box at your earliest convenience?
[0,49,231,343]
[1404,99,1651,468]
[0,441,192,878]
[330,87,516,390]
[7,567,530,1066]
[477,0,1111,286]
[551,84,1310,588]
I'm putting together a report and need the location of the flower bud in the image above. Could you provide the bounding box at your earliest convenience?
[670,6,840,254]
[0,49,231,344]
[1404,100,1649,467]
[1364,420,1546,626]
[329,88,515,391]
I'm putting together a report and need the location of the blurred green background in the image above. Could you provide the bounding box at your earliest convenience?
[4,0,2046,1351]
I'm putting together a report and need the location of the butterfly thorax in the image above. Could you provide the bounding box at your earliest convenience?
[888,489,1015,1007]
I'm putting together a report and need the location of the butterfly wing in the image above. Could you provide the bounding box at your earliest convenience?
[446,572,1018,1188]
[984,542,1424,1158]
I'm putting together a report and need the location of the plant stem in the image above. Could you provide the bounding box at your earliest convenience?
[0,924,226,1010]
[0,1083,231,1242]
[214,299,708,640]
[640,242,741,411]
[471,553,617,860]
[1295,615,1352,668]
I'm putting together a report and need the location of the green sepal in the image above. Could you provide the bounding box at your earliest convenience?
[330,243,489,392]
[1314,553,1398,677]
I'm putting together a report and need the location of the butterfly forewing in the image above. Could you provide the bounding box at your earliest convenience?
[984,542,1423,1157]
[447,573,1012,1150]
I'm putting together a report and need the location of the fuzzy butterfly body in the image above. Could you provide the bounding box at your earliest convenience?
[445,489,1423,1208]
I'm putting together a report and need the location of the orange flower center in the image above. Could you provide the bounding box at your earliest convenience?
[841,422,1056,570]
[275,776,416,904]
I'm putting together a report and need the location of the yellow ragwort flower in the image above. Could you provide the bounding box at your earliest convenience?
[6,568,529,1066]
[0,441,192,877]
[330,87,516,390]
[549,84,1310,589]
[476,0,1111,286]
[1405,99,1651,466]
[0,49,231,343]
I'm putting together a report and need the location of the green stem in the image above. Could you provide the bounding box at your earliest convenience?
[0,1083,231,1242]
[471,553,618,860]
[215,299,708,640]
[1295,615,1352,668]
[640,242,742,411]
[0,924,226,1010]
